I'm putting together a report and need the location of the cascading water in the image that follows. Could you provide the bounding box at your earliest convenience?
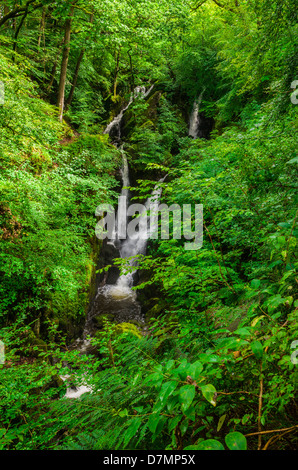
[188,90,205,139]
[87,158,165,326]
[78,84,162,335]
[109,173,166,300]
[103,85,154,141]
[63,84,161,398]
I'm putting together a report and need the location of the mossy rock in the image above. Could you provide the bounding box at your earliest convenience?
[145,301,167,323]
[93,313,115,329]
[29,374,66,398]
[126,319,144,329]
[30,337,48,357]
[115,322,142,338]
[121,90,163,139]
[144,91,162,122]
[46,374,65,390]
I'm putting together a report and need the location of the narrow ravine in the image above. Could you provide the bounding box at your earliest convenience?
[62,85,162,398]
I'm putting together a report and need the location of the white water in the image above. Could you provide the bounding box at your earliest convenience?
[60,375,93,399]
[62,84,160,397]
[189,91,204,139]
[102,83,161,304]
[107,147,129,246]
[113,174,166,292]
[103,85,154,138]
[97,159,165,312]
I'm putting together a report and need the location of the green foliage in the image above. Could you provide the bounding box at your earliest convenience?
[0,0,297,453]
[0,46,120,343]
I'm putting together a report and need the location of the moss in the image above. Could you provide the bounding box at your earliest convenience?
[31,337,48,355]
[144,91,162,122]
[44,235,103,343]
[93,313,115,329]
[145,301,167,323]
[115,322,142,339]
[122,90,163,139]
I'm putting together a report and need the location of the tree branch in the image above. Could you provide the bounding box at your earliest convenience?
[0,1,43,28]
[245,425,298,437]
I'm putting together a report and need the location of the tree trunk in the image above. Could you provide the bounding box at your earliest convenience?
[64,11,93,112]
[13,9,29,59]
[57,5,75,122]
[113,48,121,98]
[64,48,85,111]
[127,49,134,93]
[47,61,58,92]
[37,7,46,48]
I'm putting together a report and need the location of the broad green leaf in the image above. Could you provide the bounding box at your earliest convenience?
[251,316,265,327]
[180,418,189,436]
[184,405,196,421]
[193,439,225,450]
[250,279,261,289]
[188,360,203,378]
[286,156,298,164]
[235,327,251,337]
[168,415,181,432]
[179,385,196,412]
[251,341,263,359]
[167,395,179,413]
[159,381,178,403]
[123,418,142,447]
[265,295,286,313]
[165,359,175,371]
[225,432,247,450]
[148,413,160,434]
[152,415,166,440]
[201,384,217,406]
[119,408,128,417]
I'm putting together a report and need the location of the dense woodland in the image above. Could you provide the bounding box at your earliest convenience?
[0,0,297,451]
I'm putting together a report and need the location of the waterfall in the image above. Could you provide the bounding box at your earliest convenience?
[65,84,160,397]
[95,164,165,318]
[188,90,204,139]
[103,84,154,140]
[107,147,129,247]
[89,83,162,322]
[111,175,166,293]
